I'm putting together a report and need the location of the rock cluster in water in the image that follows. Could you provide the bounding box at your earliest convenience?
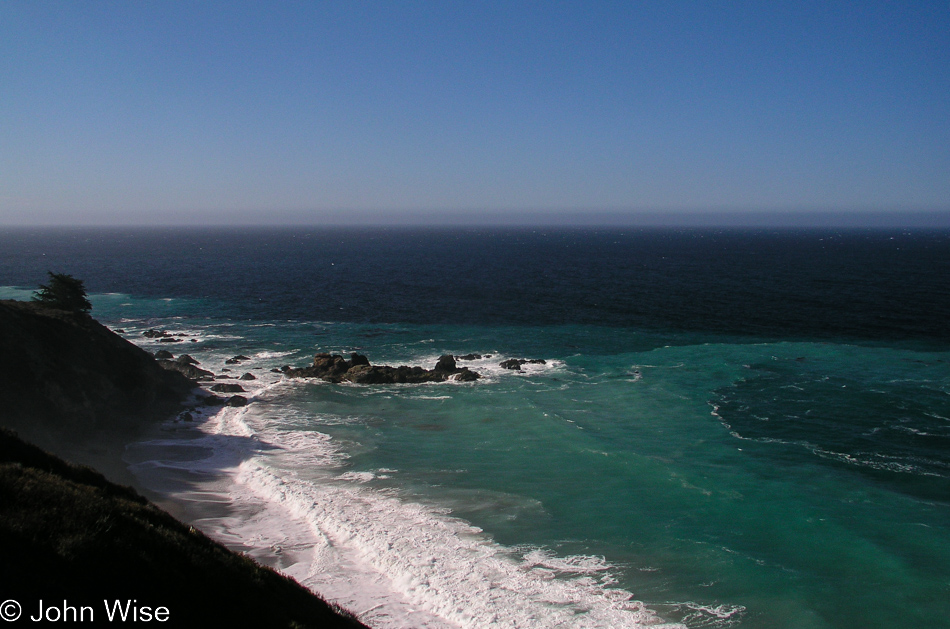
[143,328,198,343]
[499,358,547,370]
[157,355,214,381]
[285,352,480,383]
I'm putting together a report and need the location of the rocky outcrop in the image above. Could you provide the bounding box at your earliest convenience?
[0,300,194,441]
[144,329,195,343]
[499,358,547,370]
[157,359,214,381]
[211,383,245,393]
[349,353,371,368]
[435,354,458,372]
[0,302,369,627]
[225,395,248,407]
[456,353,486,361]
[285,353,480,384]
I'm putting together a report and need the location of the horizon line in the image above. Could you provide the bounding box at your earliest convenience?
[2,209,949,229]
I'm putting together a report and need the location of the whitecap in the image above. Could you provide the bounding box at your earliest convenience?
[131,396,684,629]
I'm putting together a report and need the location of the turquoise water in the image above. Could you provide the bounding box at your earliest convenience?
[11,287,935,628]
[2,227,948,628]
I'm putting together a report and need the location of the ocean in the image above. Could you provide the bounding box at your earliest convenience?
[1,226,948,628]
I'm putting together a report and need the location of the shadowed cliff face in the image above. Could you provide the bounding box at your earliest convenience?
[0,303,371,628]
[0,428,369,629]
[0,300,194,440]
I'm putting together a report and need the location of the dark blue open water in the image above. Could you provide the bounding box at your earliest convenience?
[1,227,948,628]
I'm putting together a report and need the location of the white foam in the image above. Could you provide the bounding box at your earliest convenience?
[121,357,700,629]
[252,350,298,360]
[233,457,681,629]
[338,471,378,483]
[130,394,682,629]
[444,354,567,382]
[520,549,615,575]
[653,601,746,628]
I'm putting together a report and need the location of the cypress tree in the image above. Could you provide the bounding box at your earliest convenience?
[31,272,92,313]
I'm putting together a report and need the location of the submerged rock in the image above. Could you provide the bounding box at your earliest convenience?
[225,395,248,407]
[211,383,245,393]
[239,372,256,380]
[453,369,480,382]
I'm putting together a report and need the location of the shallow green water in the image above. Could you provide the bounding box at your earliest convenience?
[52,286,946,628]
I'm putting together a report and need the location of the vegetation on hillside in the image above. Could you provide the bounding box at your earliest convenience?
[0,428,369,628]
[31,271,92,312]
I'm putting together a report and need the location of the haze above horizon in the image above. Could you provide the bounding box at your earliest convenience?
[2,1,948,227]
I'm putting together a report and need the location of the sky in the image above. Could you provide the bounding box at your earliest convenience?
[1,1,949,226]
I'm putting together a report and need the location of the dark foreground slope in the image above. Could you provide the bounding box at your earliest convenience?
[0,428,368,628]
[0,301,369,627]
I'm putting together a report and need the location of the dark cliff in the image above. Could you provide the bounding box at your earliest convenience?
[0,299,193,442]
[0,300,371,627]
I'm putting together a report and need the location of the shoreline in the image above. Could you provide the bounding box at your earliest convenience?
[121,402,253,530]
[120,376,687,629]
[0,426,370,629]
[0,299,369,627]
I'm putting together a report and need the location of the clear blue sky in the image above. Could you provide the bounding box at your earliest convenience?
[2,1,948,225]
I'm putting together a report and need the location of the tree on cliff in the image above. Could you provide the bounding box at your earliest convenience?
[32,272,92,312]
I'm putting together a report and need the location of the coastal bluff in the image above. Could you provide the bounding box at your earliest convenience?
[0,299,193,443]
[0,300,370,628]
